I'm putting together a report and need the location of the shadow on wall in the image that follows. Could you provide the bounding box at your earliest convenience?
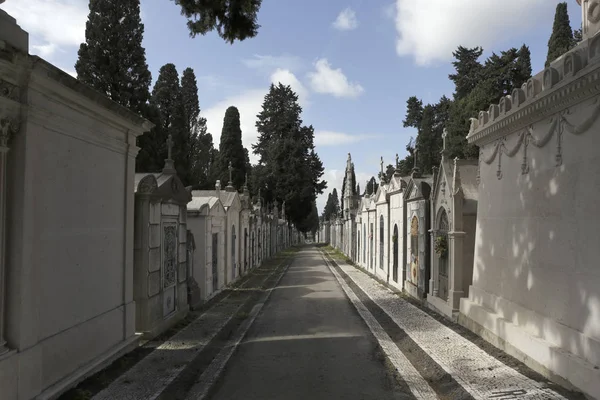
[470,113,600,394]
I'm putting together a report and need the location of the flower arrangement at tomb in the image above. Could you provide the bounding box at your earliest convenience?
[435,235,448,258]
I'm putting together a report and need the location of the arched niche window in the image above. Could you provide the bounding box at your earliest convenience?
[379,215,384,270]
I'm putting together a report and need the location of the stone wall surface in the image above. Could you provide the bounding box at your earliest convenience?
[460,25,600,398]
[0,10,151,399]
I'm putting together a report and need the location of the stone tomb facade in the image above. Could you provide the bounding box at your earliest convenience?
[374,179,389,282]
[133,147,192,338]
[0,11,153,399]
[187,191,227,303]
[404,171,432,301]
[239,181,252,274]
[387,172,408,291]
[459,4,600,397]
[428,150,478,320]
[193,178,241,286]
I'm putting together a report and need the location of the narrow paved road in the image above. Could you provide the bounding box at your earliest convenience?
[207,247,409,400]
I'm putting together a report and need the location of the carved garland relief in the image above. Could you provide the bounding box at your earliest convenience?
[480,97,600,179]
[0,117,19,147]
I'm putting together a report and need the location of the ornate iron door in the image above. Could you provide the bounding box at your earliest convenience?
[163,222,178,317]
[212,233,219,292]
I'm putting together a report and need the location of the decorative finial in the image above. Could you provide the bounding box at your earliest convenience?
[413,148,418,169]
[453,157,462,194]
[395,153,399,167]
[162,134,177,174]
[166,134,174,160]
[380,156,384,174]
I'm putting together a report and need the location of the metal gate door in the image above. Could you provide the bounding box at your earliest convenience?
[212,233,219,292]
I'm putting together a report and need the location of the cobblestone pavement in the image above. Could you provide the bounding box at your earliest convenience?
[323,251,578,400]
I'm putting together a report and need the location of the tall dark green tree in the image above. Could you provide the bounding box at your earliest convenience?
[448,46,484,100]
[136,63,185,174]
[153,64,187,174]
[415,104,442,174]
[364,177,379,196]
[322,189,341,221]
[403,96,424,129]
[76,0,151,115]
[174,0,262,43]
[216,106,247,189]
[397,138,415,176]
[253,83,326,232]
[443,44,532,160]
[546,2,575,67]
[514,45,532,89]
[181,67,214,186]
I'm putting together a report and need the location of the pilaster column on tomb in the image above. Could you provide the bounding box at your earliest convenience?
[0,117,18,355]
[428,228,439,298]
[447,230,466,310]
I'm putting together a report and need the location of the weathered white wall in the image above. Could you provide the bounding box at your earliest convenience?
[375,201,388,281]
[460,39,600,398]
[388,192,404,290]
[0,43,150,399]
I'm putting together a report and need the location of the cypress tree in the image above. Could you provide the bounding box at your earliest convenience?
[403,96,424,129]
[449,46,484,100]
[252,83,326,231]
[75,0,151,115]
[546,2,574,67]
[180,68,214,186]
[217,106,247,189]
[513,45,532,89]
[142,64,188,178]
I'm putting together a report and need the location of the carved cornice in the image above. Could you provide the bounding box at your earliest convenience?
[0,117,19,147]
[480,96,600,179]
[0,78,19,102]
[467,36,600,146]
[0,40,19,64]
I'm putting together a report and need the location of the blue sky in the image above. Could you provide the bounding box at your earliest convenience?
[2,0,583,213]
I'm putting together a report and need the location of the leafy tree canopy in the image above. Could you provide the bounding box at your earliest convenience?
[174,0,262,43]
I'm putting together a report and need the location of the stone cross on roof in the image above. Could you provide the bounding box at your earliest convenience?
[380,156,384,174]
[162,134,176,174]
[413,148,418,168]
[442,128,448,151]
[395,153,399,167]
[166,134,174,160]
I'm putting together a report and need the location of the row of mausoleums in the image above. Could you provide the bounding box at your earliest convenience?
[319,5,600,395]
[320,148,477,320]
[134,158,299,338]
[0,12,302,400]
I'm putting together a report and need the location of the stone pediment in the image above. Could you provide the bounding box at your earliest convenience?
[404,176,432,201]
[375,184,388,204]
[135,173,192,204]
[187,195,226,217]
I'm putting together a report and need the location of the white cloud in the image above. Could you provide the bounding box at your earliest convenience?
[308,59,364,98]
[203,69,307,164]
[242,54,303,72]
[314,131,377,147]
[394,0,549,66]
[2,0,88,57]
[333,8,358,31]
[203,89,265,164]
[270,68,309,106]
